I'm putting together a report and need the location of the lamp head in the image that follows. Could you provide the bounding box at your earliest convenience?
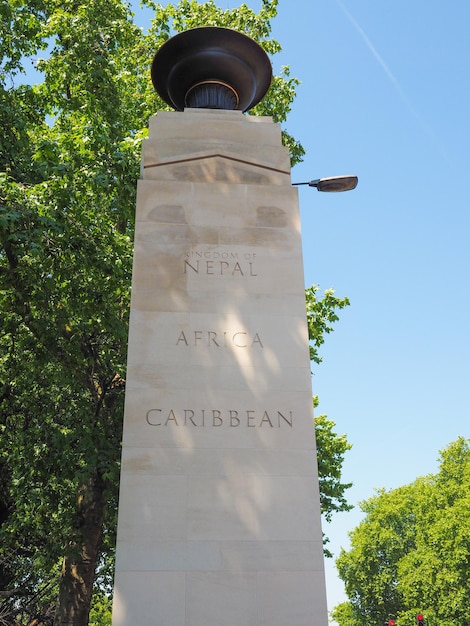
[293,175,358,192]
[310,175,358,192]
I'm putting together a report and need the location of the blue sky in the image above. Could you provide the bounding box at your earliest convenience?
[132,0,470,616]
[269,0,470,614]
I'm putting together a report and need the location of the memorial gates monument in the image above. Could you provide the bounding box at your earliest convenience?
[111,27,336,625]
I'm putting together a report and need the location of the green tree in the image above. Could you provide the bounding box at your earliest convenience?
[308,287,353,559]
[335,482,420,625]
[1,1,351,624]
[306,285,350,366]
[334,438,470,626]
[330,601,360,626]
[398,438,470,626]
[314,407,353,557]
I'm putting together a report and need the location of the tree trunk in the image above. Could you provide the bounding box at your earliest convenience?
[53,470,107,626]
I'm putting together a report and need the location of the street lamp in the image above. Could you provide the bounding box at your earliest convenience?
[293,175,358,192]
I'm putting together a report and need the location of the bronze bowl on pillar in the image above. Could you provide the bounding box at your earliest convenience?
[151,27,273,112]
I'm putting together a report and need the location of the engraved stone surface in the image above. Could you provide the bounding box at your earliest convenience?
[112,108,328,625]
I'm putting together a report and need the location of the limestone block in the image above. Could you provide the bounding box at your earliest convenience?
[149,109,282,145]
[143,109,291,185]
[112,572,185,626]
[120,447,318,478]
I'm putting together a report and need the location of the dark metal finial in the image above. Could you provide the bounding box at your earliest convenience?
[151,27,272,113]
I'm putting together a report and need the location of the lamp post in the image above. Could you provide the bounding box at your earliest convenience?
[293,174,358,192]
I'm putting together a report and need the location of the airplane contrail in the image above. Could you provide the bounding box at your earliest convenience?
[335,0,452,165]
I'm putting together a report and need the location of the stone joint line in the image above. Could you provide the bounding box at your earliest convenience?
[143,153,291,175]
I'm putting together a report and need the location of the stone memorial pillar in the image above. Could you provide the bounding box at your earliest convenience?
[112,28,329,626]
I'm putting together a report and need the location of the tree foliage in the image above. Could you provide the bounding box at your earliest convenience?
[1,1,350,624]
[306,285,350,365]
[314,404,353,558]
[332,438,470,626]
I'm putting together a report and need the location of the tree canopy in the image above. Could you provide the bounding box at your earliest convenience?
[1,1,351,624]
[332,437,470,626]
